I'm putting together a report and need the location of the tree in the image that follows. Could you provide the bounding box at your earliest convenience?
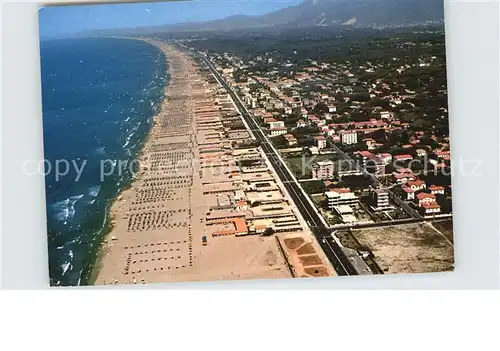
[338,175,373,189]
[313,102,329,115]
[301,180,327,194]
[262,227,275,237]
[350,111,369,122]
[351,92,370,102]
[436,194,452,213]
[270,135,288,149]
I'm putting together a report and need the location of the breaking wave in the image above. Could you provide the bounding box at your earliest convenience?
[52,194,84,224]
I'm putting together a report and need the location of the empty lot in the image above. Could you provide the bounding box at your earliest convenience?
[349,222,454,274]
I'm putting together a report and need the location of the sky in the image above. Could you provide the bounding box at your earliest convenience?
[39,0,304,39]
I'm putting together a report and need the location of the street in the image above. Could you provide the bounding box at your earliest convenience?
[198,54,358,276]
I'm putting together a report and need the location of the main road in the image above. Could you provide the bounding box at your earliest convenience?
[195,53,358,276]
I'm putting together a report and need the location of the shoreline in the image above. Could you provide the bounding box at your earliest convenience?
[83,37,172,285]
[89,38,332,286]
[90,40,293,286]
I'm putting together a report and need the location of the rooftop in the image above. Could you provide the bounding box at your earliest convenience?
[325,191,358,201]
[417,193,436,200]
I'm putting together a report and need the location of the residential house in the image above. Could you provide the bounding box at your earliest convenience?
[416,192,437,207]
[270,127,288,137]
[380,111,393,120]
[330,134,341,143]
[283,134,298,147]
[314,135,327,149]
[435,150,451,160]
[420,202,441,215]
[393,172,416,184]
[296,119,307,128]
[402,187,415,201]
[269,120,285,129]
[394,154,413,162]
[377,153,393,165]
[363,138,376,150]
[340,130,358,145]
[416,149,427,157]
[429,185,445,195]
[300,108,308,118]
[407,179,426,192]
[311,160,335,180]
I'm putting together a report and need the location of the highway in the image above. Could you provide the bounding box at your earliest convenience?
[197,54,358,276]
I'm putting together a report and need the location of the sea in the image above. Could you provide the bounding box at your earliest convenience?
[40,37,168,286]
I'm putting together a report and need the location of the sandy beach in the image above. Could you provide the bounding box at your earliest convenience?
[91,40,327,285]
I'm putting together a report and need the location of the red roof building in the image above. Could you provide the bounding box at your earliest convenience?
[428,185,445,195]
[417,192,436,207]
[394,154,413,161]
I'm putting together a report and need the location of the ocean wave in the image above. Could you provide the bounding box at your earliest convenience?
[95,146,106,155]
[61,261,71,276]
[61,247,75,276]
[52,194,84,224]
[128,142,138,151]
[123,136,133,148]
[88,185,101,197]
[122,122,141,148]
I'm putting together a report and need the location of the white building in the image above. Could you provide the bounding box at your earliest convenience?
[333,205,358,223]
[421,202,441,215]
[372,189,389,208]
[314,136,327,149]
[380,111,393,119]
[269,120,285,129]
[296,119,307,128]
[311,160,335,180]
[325,190,358,209]
[341,131,358,145]
[402,187,415,201]
[429,185,445,195]
[270,127,288,137]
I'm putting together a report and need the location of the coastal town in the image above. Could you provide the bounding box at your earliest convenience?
[185,31,452,224]
[94,40,336,285]
[94,26,454,284]
[169,28,454,275]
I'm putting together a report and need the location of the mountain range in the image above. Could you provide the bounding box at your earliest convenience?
[88,0,445,36]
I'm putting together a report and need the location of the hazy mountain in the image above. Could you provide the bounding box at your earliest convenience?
[156,0,444,31]
[86,0,444,36]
